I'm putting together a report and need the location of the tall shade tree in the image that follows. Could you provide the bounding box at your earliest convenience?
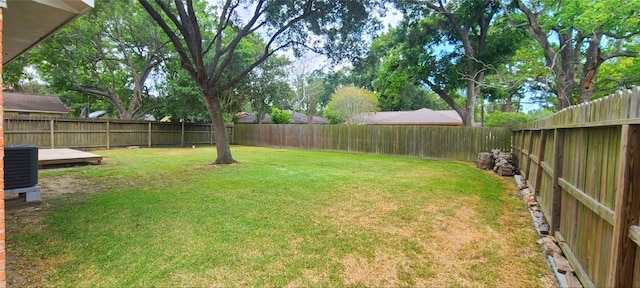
[288,58,327,123]
[306,68,354,115]
[33,0,171,119]
[138,0,380,164]
[394,0,526,126]
[160,57,210,121]
[514,0,640,108]
[249,56,295,123]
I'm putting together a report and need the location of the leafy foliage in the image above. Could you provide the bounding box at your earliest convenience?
[514,0,640,108]
[139,0,382,164]
[484,112,534,127]
[32,0,170,119]
[484,109,554,127]
[374,0,528,125]
[249,56,295,123]
[159,58,210,121]
[324,85,379,124]
[287,59,327,121]
[270,108,292,124]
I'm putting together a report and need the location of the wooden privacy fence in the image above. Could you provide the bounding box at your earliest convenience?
[234,124,512,162]
[4,116,233,149]
[513,87,640,287]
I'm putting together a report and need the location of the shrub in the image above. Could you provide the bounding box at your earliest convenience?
[270,108,291,124]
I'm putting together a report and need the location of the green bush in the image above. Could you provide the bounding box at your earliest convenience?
[270,108,291,124]
[484,112,534,127]
[323,107,345,124]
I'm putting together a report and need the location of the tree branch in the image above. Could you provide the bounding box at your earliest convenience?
[138,0,199,80]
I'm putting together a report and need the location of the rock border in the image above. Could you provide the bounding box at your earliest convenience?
[514,175,583,288]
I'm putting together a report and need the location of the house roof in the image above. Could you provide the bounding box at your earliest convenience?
[362,111,408,124]
[361,108,463,126]
[236,112,330,124]
[3,92,71,114]
[290,112,330,124]
[237,113,270,124]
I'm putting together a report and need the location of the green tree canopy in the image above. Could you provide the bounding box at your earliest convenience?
[249,56,294,123]
[32,0,171,119]
[381,0,527,126]
[514,0,640,108]
[139,0,382,164]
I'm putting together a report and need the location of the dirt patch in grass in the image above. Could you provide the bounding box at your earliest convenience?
[40,175,87,200]
[6,175,88,233]
[6,174,92,287]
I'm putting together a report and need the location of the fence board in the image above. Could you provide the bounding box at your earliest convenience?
[4,116,232,149]
[513,87,640,287]
[233,124,512,162]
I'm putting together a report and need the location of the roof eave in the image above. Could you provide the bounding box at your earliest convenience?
[4,108,69,114]
[3,0,94,64]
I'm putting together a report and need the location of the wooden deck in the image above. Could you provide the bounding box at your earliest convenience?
[38,148,103,167]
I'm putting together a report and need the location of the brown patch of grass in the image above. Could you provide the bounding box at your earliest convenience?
[151,149,195,156]
[342,249,406,286]
[319,184,552,287]
[7,252,73,287]
[325,187,400,228]
[425,198,497,286]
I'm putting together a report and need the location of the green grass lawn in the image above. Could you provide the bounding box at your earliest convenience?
[7,146,552,287]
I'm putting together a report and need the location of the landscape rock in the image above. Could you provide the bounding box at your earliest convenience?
[553,253,574,274]
[565,272,583,288]
[477,150,518,176]
[538,236,562,256]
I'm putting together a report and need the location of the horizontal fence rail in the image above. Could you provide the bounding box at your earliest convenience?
[4,116,233,149]
[233,124,512,162]
[513,87,640,287]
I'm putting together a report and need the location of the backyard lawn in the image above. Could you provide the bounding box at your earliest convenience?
[7,146,553,287]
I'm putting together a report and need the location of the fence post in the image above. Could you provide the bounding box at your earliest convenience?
[181,120,185,148]
[106,121,110,150]
[210,123,213,145]
[608,124,640,287]
[49,119,54,148]
[550,128,564,233]
[519,130,526,172]
[148,122,152,148]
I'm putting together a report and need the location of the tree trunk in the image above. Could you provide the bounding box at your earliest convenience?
[203,89,236,164]
[556,73,574,109]
[579,35,603,104]
[464,79,476,126]
[516,0,577,110]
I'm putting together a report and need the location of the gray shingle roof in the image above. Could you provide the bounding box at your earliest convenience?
[362,109,463,126]
[4,92,70,114]
[236,112,330,124]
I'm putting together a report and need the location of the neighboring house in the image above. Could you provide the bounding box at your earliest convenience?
[3,92,72,117]
[237,111,330,124]
[359,108,463,126]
